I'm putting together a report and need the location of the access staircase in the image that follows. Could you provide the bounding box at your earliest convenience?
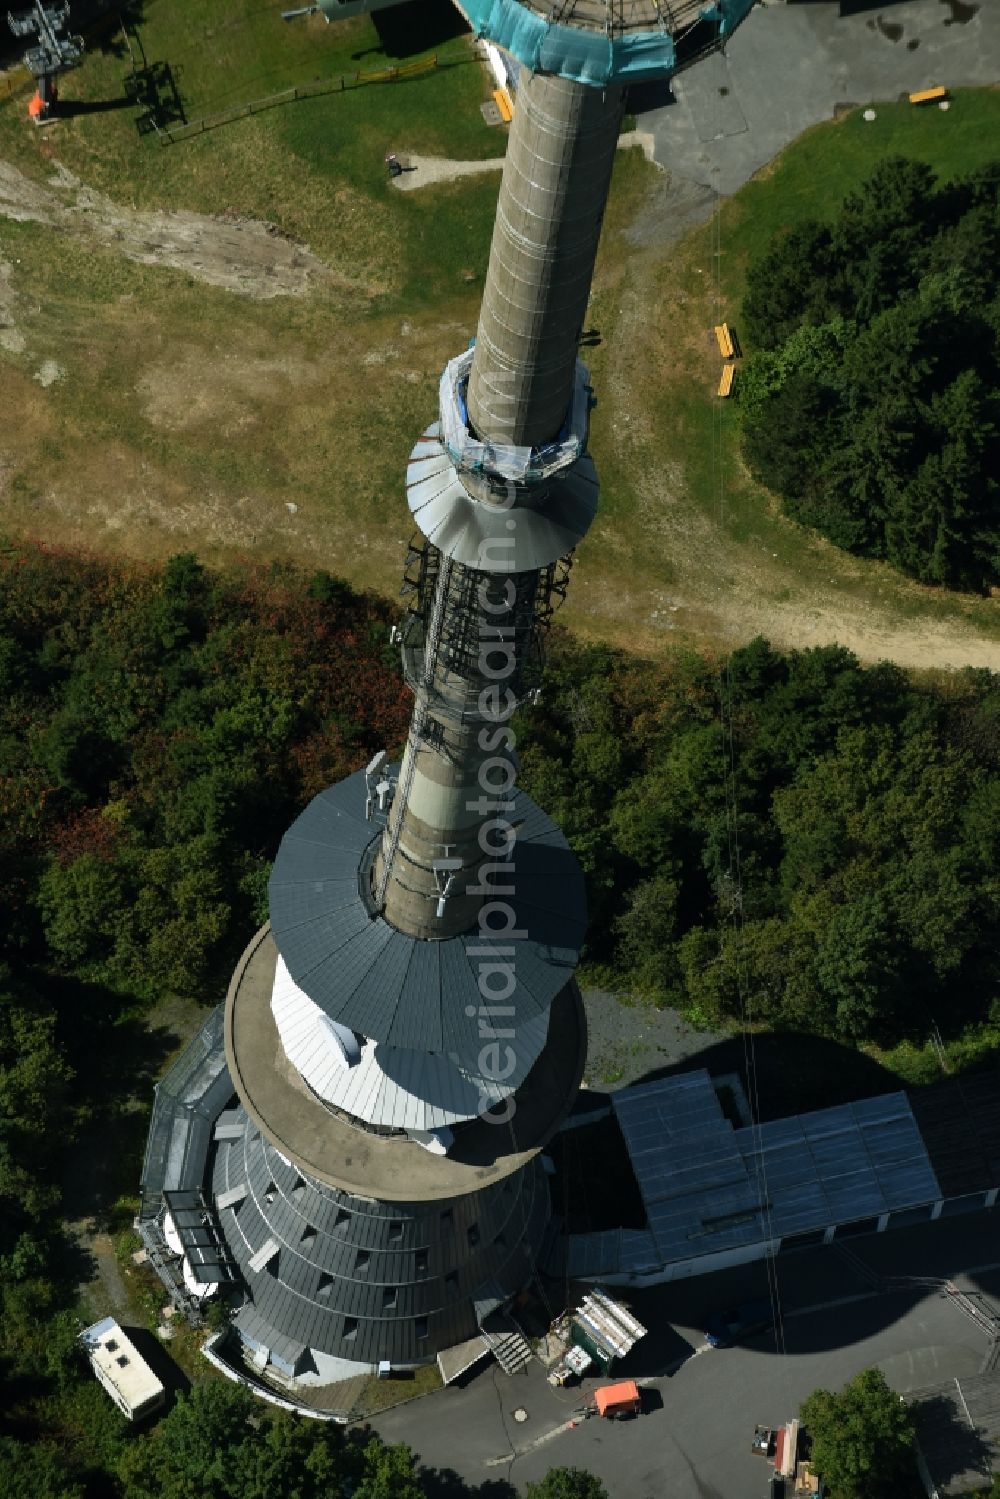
[483,1322,533,1376]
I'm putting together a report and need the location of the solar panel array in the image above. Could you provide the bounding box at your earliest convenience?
[735,1094,942,1238]
[162,1189,236,1285]
[612,1071,942,1271]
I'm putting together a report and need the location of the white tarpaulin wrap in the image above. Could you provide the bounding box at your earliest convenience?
[439,349,592,484]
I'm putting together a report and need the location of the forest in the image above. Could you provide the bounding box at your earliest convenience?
[1,542,998,1491]
[738,156,1000,590]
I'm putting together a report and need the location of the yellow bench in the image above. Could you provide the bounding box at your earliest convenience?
[909,86,947,105]
[714,323,735,359]
[718,363,735,399]
[493,87,514,123]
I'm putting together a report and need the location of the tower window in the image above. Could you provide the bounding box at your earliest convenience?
[414,1250,429,1276]
[343,1317,358,1341]
[388,1220,403,1244]
[382,1286,398,1311]
[467,1223,480,1248]
[355,1251,370,1275]
[440,1208,453,1230]
[445,1271,458,1294]
[317,1273,334,1298]
[300,1224,317,1248]
[333,1209,350,1233]
[414,1317,428,1341]
[264,1180,277,1204]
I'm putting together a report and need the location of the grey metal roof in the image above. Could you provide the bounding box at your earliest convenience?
[613,1072,942,1268]
[271,954,549,1128]
[140,1006,233,1204]
[212,1112,552,1366]
[406,425,598,572]
[268,768,586,1073]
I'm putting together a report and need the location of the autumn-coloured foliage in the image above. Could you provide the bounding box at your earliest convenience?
[0,544,409,997]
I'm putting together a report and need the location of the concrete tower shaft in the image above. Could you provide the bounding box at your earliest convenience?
[467,72,624,448]
[376,562,541,940]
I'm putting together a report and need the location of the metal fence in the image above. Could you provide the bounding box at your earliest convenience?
[155,54,440,145]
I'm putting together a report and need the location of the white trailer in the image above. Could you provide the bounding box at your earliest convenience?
[80,1317,165,1421]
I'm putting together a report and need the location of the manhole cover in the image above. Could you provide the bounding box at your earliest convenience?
[513,1407,529,1423]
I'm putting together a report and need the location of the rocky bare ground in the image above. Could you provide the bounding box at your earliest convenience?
[0,158,333,299]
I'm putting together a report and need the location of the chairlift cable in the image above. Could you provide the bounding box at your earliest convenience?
[709,84,787,1359]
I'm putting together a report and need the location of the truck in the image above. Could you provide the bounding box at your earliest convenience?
[704,1299,774,1348]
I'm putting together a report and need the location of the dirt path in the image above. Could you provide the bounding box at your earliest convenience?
[0,159,334,299]
[0,144,994,673]
[389,131,657,192]
[390,152,505,190]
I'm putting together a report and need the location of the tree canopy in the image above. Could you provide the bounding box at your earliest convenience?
[115,1380,428,1499]
[519,634,1000,1048]
[525,1468,610,1499]
[1,544,998,1492]
[739,157,1000,590]
[0,545,408,1000]
[801,1368,916,1499]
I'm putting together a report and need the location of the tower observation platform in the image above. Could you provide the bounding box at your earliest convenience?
[140,0,756,1392]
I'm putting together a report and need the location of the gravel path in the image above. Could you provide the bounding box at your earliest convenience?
[580,989,727,1091]
[389,131,657,192]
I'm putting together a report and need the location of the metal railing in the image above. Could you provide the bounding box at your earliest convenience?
[154,54,440,145]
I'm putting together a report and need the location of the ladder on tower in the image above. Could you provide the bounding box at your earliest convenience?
[374,555,452,909]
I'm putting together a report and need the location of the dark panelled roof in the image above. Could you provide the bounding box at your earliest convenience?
[140,1005,233,1200]
[268,768,586,1070]
[212,1115,550,1366]
[614,1072,941,1269]
[908,1073,1000,1198]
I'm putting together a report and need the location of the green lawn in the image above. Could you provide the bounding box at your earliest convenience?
[0,18,996,665]
[717,87,1000,308]
[0,0,501,305]
[570,90,1000,661]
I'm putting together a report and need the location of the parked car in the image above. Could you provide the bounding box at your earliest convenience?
[704,1299,774,1348]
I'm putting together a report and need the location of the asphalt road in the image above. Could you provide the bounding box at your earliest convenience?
[372,1214,1000,1497]
[627,0,1000,246]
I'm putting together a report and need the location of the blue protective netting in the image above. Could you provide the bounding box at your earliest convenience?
[464,0,757,86]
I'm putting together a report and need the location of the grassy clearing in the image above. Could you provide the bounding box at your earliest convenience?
[0,0,505,588]
[570,91,1000,665]
[718,87,1000,303]
[354,1362,443,1416]
[0,18,997,666]
[0,0,500,304]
